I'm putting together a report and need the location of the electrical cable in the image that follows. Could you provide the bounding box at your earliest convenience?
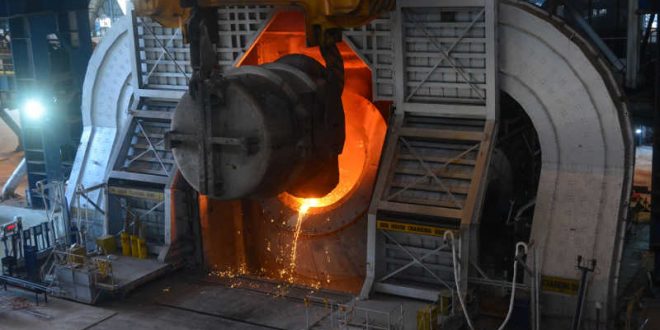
[444,230,529,330]
[444,231,475,330]
[497,242,528,330]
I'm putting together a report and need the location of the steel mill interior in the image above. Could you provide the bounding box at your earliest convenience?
[0,0,658,329]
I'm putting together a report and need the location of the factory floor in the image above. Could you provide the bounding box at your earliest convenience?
[0,269,432,329]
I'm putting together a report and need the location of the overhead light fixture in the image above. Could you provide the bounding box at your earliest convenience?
[24,99,45,120]
[635,128,642,135]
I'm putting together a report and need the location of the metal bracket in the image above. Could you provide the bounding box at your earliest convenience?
[165,131,258,154]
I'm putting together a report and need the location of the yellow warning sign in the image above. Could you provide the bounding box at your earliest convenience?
[377,220,452,237]
[541,275,580,296]
[108,186,164,201]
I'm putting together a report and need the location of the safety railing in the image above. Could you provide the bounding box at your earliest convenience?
[302,295,404,330]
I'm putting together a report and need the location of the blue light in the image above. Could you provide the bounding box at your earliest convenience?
[24,99,45,120]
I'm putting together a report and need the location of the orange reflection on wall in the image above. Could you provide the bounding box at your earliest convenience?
[279,91,370,213]
[201,10,387,294]
[239,11,373,100]
[242,10,374,214]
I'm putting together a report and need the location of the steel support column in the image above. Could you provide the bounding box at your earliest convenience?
[626,0,640,88]
[652,3,660,283]
[0,1,92,207]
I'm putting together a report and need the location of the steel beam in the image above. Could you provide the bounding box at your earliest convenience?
[1,158,26,199]
[626,0,640,88]
[652,6,660,283]
[0,109,21,150]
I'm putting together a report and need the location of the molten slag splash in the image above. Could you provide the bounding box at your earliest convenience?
[286,198,319,283]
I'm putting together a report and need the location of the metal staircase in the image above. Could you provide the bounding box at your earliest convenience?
[376,115,489,222]
[361,0,498,302]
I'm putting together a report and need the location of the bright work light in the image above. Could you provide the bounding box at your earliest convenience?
[24,99,45,120]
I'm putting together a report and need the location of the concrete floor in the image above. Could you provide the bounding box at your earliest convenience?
[0,270,433,329]
[0,288,115,330]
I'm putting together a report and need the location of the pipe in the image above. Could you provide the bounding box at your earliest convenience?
[641,14,656,62]
[572,257,596,330]
[625,0,640,88]
[515,199,536,222]
[535,247,541,330]
[1,158,26,199]
[444,231,529,330]
[653,9,660,283]
[444,231,475,330]
[595,301,602,330]
[0,108,21,151]
[565,2,626,72]
[507,198,536,225]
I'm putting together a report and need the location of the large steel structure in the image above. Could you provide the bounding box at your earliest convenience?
[0,0,93,207]
[67,1,632,328]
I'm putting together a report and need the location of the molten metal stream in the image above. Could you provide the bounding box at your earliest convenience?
[287,198,320,282]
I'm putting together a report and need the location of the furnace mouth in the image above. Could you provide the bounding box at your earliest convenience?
[279,98,369,214]
[260,91,386,235]
[213,9,386,292]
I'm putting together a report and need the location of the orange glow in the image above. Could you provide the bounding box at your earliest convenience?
[240,11,373,99]
[200,10,388,294]
[280,92,370,214]
[240,10,376,215]
[279,91,379,288]
[298,198,320,214]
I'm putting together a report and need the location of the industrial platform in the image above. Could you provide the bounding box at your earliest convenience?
[89,256,172,294]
